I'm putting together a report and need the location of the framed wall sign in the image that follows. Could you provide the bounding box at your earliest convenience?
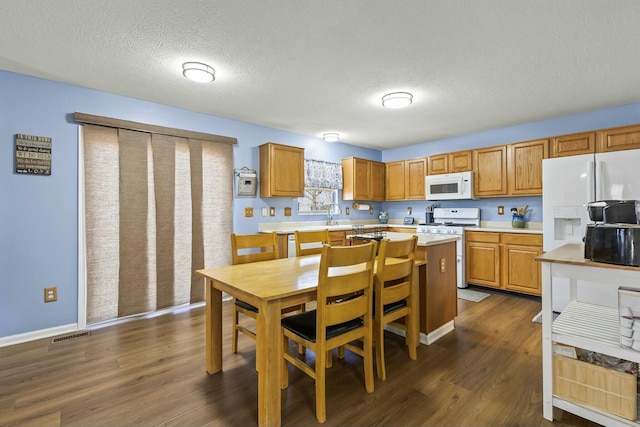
[15,134,52,175]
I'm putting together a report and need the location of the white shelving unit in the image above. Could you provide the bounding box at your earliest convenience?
[540,244,640,427]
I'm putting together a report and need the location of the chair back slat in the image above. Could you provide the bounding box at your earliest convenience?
[231,232,279,265]
[316,242,377,338]
[295,229,330,256]
[375,237,417,306]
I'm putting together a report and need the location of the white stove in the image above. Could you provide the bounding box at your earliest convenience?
[416,208,480,288]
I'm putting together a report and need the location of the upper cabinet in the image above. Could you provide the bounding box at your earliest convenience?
[259,142,304,198]
[427,154,448,175]
[370,160,385,201]
[385,158,426,200]
[342,157,385,201]
[597,124,640,152]
[473,140,547,198]
[507,139,548,196]
[427,150,472,175]
[385,161,406,200]
[550,132,596,157]
[405,157,427,199]
[473,146,508,197]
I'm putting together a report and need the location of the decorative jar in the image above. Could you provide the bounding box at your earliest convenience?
[511,214,525,228]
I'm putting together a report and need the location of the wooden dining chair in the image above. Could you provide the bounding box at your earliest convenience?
[294,229,330,256]
[230,232,305,357]
[230,232,279,354]
[281,241,377,423]
[373,236,418,380]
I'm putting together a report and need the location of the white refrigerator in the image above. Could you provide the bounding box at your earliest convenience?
[542,148,640,311]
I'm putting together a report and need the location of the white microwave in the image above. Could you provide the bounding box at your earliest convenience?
[425,171,474,200]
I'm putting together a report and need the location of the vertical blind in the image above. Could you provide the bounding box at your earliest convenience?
[83,124,233,324]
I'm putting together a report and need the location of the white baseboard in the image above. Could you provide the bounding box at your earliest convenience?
[420,320,455,345]
[0,323,79,347]
[384,320,455,346]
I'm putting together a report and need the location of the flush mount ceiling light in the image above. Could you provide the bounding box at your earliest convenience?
[323,133,340,142]
[382,92,413,109]
[182,62,215,83]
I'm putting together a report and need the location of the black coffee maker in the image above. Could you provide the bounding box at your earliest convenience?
[425,205,434,224]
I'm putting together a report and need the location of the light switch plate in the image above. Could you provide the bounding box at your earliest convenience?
[270,207,276,216]
[284,207,292,216]
[261,207,267,217]
[244,207,253,217]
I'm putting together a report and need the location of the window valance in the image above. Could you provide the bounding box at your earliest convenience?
[304,159,343,189]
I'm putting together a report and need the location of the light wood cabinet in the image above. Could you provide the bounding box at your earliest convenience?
[597,123,640,152]
[370,160,385,201]
[449,150,473,172]
[427,150,472,175]
[329,230,346,246]
[385,161,406,200]
[259,142,304,198]
[465,231,501,288]
[385,158,426,200]
[550,132,596,158]
[341,157,384,201]
[405,158,427,199]
[507,139,548,196]
[501,234,543,295]
[472,146,508,197]
[427,154,448,175]
[466,231,542,296]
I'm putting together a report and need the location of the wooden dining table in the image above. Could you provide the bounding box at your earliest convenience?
[197,254,421,427]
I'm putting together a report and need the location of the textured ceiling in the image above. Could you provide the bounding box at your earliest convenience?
[2,1,640,150]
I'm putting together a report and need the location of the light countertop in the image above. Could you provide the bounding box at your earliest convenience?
[258,220,542,235]
[346,231,459,247]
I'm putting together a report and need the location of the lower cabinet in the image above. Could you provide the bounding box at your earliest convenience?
[465,231,543,296]
[329,230,346,246]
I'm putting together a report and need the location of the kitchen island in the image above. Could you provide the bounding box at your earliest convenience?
[260,223,459,345]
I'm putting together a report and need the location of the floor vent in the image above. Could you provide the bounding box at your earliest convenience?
[52,331,91,343]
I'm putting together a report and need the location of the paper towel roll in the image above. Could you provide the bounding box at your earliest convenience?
[352,203,371,211]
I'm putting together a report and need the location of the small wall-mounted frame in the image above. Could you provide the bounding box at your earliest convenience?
[234,167,257,198]
[15,134,52,175]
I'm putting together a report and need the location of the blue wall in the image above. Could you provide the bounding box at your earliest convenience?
[2,69,640,341]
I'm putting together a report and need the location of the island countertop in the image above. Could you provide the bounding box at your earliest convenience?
[359,231,460,247]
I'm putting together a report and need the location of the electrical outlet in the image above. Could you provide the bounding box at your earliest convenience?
[261,207,267,217]
[284,207,292,216]
[244,207,253,217]
[345,207,350,215]
[369,207,374,214]
[407,207,412,215]
[44,286,58,303]
[270,207,276,216]
[498,206,504,215]
[439,258,446,273]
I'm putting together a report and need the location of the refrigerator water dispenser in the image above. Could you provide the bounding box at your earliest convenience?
[553,206,584,242]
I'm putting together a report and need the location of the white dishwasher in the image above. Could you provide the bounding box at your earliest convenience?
[287,233,324,257]
[287,234,296,258]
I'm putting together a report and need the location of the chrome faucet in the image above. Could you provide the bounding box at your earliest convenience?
[327,203,341,226]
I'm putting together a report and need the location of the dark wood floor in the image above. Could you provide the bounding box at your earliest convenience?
[0,288,601,427]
